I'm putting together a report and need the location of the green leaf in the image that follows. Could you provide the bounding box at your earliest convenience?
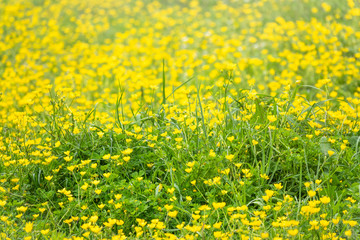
[319,136,333,155]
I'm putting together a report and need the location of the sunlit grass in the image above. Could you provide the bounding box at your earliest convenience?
[0,0,359,239]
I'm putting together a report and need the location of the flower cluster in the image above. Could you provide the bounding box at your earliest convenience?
[0,0,359,239]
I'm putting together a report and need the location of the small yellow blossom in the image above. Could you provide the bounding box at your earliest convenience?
[168,210,178,218]
[320,196,330,204]
[24,222,33,233]
[308,190,316,197]
[287,229,298,236]
[212,202,226,209]
[327,150,335,157]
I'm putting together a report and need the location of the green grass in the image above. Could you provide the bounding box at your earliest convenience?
[0,0,360,239]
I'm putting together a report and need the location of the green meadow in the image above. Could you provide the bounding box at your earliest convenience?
[0,0,359,239]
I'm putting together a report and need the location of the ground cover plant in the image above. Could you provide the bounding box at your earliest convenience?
[0,0,360,239]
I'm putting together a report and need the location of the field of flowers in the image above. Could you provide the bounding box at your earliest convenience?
[0,0,360,239]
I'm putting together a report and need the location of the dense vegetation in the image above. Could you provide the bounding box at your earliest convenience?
[0,0,359,239]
